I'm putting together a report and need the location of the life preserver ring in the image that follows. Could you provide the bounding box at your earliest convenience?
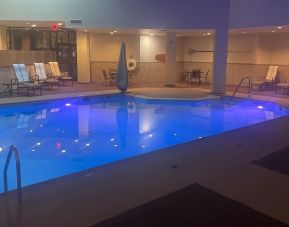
[127,58,137,71]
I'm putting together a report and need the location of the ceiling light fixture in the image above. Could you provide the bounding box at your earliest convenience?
[271,30,276,33]
[110,31,114,35]
[113,30,117,33]
[32,24,37,27]
[277,26,283,29]
[206,32,211,35]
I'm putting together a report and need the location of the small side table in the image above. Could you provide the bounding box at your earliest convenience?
[2,83,15,96]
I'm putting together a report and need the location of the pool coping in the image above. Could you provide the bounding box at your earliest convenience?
[1,87,289,108]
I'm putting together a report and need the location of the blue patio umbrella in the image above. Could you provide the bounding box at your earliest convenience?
[116,42,128,92]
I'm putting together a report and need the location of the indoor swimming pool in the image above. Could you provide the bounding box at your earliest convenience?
[0,94,288,192]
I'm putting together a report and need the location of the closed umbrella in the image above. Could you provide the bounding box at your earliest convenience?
[116,42,128,92]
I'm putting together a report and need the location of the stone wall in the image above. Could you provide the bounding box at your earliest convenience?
[90,60,289,86]
[91,61,166,85]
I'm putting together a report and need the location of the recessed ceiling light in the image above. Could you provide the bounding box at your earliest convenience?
[206,32,211,35]
[110,31,114,35]
[271,30,276,33]
[113,30,117,33]
[32,24,36,27]
[277,26,283,29]
[202,33,207,36]
[26,22,30,25]
[58,23,62,26]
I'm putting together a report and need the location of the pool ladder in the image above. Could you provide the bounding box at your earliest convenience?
[3,145,22,204]
[228,76,252,104]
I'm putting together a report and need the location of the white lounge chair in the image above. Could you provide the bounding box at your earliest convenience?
[252,66,279,90]
[34,63,60,89]
[12,64,43,96]
[48,62,73,85]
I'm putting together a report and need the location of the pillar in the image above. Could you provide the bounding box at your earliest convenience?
[165,32,176,86]
[77,31,91,83]
[0,26,7,50]
[211,28,229,94]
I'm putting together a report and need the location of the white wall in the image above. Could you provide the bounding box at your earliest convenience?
[140,35,165,62]
[89,33,184,63]
[176,37,184,62]
[256,33,289,65]
[90,34,140,62]
[88,31,289,66]
[182,36,214,62]
[179,32,289,66]
[227,34,258,64]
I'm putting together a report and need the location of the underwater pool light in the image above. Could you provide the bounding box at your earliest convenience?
[257,105,264,109]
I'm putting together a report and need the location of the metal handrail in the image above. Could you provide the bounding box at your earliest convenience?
[3,145,22,204]
[228,76,252,104]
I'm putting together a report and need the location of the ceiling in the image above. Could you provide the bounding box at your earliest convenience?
[1,20,289,37]
[0,20,65,29]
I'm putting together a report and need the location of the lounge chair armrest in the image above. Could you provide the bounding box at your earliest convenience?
[11,78,18,84]
[46,73,53,78]
[32,75,39,81]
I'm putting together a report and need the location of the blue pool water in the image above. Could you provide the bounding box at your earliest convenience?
[0,95,288,192]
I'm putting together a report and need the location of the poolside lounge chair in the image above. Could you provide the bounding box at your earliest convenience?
[48,62,73,85]
[252,66,279,90]
[276,82,289,94]
[200,69,210,85]
[12,64,43,96]
[102,70,110,86]
[34,63,60,89]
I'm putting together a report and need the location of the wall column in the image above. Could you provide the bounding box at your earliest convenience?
[211,28,229,94]
[0,26,7,50]
[165,32,176,86]
[77,31,91,83]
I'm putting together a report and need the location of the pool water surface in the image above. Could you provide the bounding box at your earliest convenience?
[0,95,288,192]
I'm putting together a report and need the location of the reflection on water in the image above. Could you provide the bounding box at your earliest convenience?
[0,95,287,192]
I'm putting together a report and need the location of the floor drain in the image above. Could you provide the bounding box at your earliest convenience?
[170,165,180,170]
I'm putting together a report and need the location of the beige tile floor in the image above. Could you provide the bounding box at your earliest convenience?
[0,83,289,227]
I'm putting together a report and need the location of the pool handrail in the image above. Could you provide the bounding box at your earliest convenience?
[3,145,22,204]
[228,76,252,104]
